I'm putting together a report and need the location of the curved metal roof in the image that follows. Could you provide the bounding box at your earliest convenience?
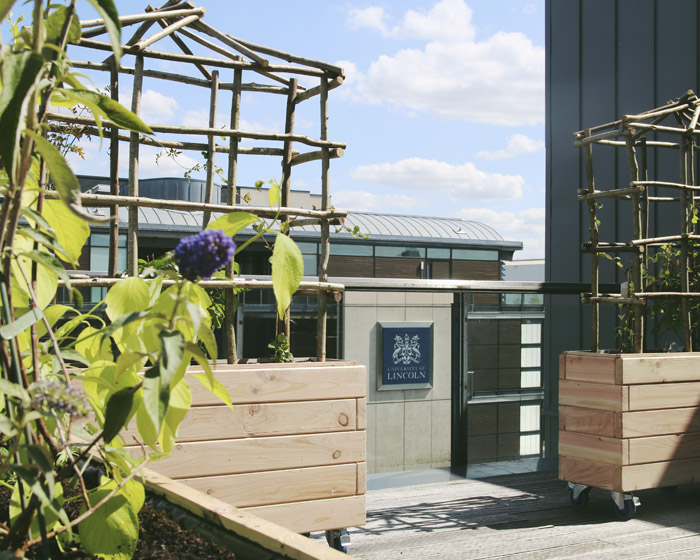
[86,195,518,250]
[336,212,504,242]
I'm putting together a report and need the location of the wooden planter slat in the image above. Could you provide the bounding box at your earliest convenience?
[142,431,366,477]
[559,351,700,492]
[126,399,359,441]
[179,463,360,508]
[562,350,700,384]
[186,363,366,404]
[560,455,700,492]
[245,495,366,534]
[142,360,367,534]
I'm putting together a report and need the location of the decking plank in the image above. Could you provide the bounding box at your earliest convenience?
[349,472,700,560]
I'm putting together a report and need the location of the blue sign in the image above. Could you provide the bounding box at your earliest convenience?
[378,322,433,390]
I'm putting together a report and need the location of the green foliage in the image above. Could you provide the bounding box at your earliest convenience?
[646,241,700,348]
[0,3,308,557]
[0,2,241,557]
[268,333,293,363]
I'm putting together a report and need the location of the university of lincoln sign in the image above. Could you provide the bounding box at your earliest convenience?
[377,321,433,391]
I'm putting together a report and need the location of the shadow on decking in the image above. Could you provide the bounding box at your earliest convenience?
[355,471,700,539]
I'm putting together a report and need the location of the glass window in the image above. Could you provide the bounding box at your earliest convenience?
[330,244,373,256]
[90,246,126,273]
[91,233,126,248]
[302,254,317,275]
[427,247,450,259]
[375,246,425,258]
[295,242,318,254]
[452,248,499,261]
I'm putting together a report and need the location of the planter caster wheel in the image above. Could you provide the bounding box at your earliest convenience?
[612,491,640,520]
[325,529,350,553]
[567,482,590,509]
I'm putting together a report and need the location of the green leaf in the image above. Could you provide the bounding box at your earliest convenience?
[45,5,82,46]
[103,385,138,443]
[37,304,75,339]
[25,130,80,206]
[0,377,29,403]
[159,331,185,386]
[0,1,17,26]
[197,324,218,361]
[159,378,191,454]
[76,325,113,363]
[0,51,44,183]
[60,88,152,135]
[269,233,304,317]
[268,181,281,208]
[11,237,58,310]
[142,365,168,438]
[84,0,122,62]
[79,478,142,560]
[42,200,90,265]
[100,312,149,343]
[16,227,67,259]
[105,277,150,322]
[206,212,259,237]
[21,249,71,290]
[0,307,43,340]
[189,373,233,410]
[20,206,54,233]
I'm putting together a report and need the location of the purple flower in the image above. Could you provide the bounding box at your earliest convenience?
[30,380,89,419]
[174,229,236,281]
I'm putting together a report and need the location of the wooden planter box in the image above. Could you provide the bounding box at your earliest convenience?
[143,467,351,559]
[132,360,366,534]
[559,351,700,493]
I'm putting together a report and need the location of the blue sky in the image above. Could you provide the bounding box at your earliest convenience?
[5,0,545,259]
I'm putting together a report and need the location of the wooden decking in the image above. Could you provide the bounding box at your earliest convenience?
[348,470,700,559]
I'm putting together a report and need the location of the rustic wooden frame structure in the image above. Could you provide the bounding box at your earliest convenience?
[574,89,700,353]
[56,0,348,361]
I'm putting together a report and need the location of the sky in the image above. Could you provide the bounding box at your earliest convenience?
[4,0,545,259]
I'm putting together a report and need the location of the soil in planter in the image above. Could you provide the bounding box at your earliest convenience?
[0,484,236,559]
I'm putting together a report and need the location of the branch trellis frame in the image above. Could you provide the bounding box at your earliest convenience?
[57,0,348,361]
[574,89,700,353]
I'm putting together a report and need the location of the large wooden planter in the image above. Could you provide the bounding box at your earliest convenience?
[135,360,366,535]
[559,351,700,492]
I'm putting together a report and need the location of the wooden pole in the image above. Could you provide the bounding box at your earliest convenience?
[127,56,144,277]
[680,135,692,350]
[625,131,644,352]
[202,70,219,227]
[225,68,242,364]
[108,56,120,277]
[278,78,298,341]
[317,77,330,361]
[584,130,599,352]
[156,19,211,79]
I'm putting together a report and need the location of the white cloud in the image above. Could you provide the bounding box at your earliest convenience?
[456,206,545,258]
[351,157,524,201]
[332,190,418,212]
[133,146,201,178]
[343,0,544,126]
[476,133,544,160]
[348,0,475,42]
[120,89,178,124]
[347,6,389,34]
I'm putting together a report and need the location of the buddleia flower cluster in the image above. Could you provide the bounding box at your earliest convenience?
[174,229,236,282]
[30,380,89,419]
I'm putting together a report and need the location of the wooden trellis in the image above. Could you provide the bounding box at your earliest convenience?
[53,0,348,361]
[574,89,700,353]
